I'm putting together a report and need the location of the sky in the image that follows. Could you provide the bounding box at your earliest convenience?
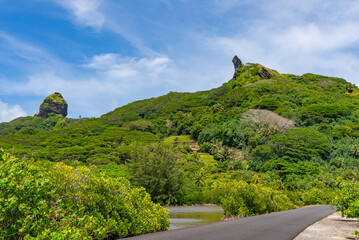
[1,0,359,122]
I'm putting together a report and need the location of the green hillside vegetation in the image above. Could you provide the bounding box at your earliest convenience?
[0,149,169,239]
[2,61,359,238]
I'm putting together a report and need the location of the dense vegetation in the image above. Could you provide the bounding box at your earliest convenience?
[1,62,359,237]
[0,149,169,239]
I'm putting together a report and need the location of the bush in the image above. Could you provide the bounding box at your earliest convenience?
[0,150,169,239]
[211,181,294,217]
[301,188,335,205]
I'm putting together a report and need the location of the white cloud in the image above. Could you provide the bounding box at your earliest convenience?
[203,0,359,85]
[84,53,173,85]
[53,0,105,29]
[1,54,178,117]
[0,100,27,123]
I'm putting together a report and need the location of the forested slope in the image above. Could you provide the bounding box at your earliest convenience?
[1,61,359,238]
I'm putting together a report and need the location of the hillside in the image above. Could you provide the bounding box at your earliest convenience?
[1,58,359,216]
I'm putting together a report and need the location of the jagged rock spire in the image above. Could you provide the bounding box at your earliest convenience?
[232,55,242,70]
[232,55,243,79]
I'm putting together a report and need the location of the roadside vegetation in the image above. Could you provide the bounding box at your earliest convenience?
[1,63,359,238]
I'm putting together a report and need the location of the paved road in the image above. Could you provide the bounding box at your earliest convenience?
[125,205,335,240]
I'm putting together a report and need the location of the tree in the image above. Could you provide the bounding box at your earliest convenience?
[242,109,295,135]
[270,128,331,162]
[129,144,183,205]
[194,168,206,187]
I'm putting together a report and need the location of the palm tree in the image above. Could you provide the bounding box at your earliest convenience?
[194,168,206,187]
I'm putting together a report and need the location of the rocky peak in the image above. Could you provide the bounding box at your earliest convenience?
[37,92,68,119]
[232,55,242,70]
[232,55,243,80]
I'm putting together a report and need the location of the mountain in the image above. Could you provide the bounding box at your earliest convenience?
[1,57,359,208]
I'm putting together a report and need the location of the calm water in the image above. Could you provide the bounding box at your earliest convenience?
[166,206,224,230]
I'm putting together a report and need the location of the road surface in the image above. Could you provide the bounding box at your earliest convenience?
[125,205,335,240]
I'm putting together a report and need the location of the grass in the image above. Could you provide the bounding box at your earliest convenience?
[163,135,193,144]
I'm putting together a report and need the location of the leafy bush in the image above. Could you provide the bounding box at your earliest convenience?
[211,181,294,217]
[334,181,359,218]
[0,150,169,239]
[129,144,183,205]
[300,188,335,205]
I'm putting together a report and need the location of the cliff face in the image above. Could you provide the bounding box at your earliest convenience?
[37,92,68,119]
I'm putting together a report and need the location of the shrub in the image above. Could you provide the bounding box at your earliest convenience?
[211,181,294,217]
[0,149,169,239]
[334,180,359,236]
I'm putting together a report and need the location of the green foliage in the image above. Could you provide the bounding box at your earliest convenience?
[250,145,274,171]
[334,181,359,218]
[261,159,319,179]
[212,181,293,217]
[163,135,193,145]
[300,104,349,125]
[129,144,183,205]
[231,63,280,87]
[333,181,359,235]
[300,188,335,205]
[0,150,169,239]
[2,61,359,226]
[332,126,352,139]
[123,119,156,133]
[271,128,331,161]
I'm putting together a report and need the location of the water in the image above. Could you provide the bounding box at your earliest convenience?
[166,206,224,230]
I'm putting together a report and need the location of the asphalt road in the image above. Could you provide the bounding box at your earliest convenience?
[125,205,335,240]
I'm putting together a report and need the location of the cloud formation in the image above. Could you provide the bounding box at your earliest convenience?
[1,53,177,117]
[0,100,27,123]
[52,0,105,29]
[204,0,359,84]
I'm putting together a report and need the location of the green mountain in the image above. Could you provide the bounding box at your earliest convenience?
[1,58,359,208]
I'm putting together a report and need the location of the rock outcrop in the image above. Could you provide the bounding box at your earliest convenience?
[37,92,68,119]
[232,55,243,79]
[232,55,242,70]
[257,67,275,79]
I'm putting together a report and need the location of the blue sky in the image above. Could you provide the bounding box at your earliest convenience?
[1,0,359,122]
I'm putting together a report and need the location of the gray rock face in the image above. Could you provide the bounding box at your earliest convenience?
[232,55,243,79]
[258,67,274,79]
[232,55,242,70]
[37,92,68,119]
